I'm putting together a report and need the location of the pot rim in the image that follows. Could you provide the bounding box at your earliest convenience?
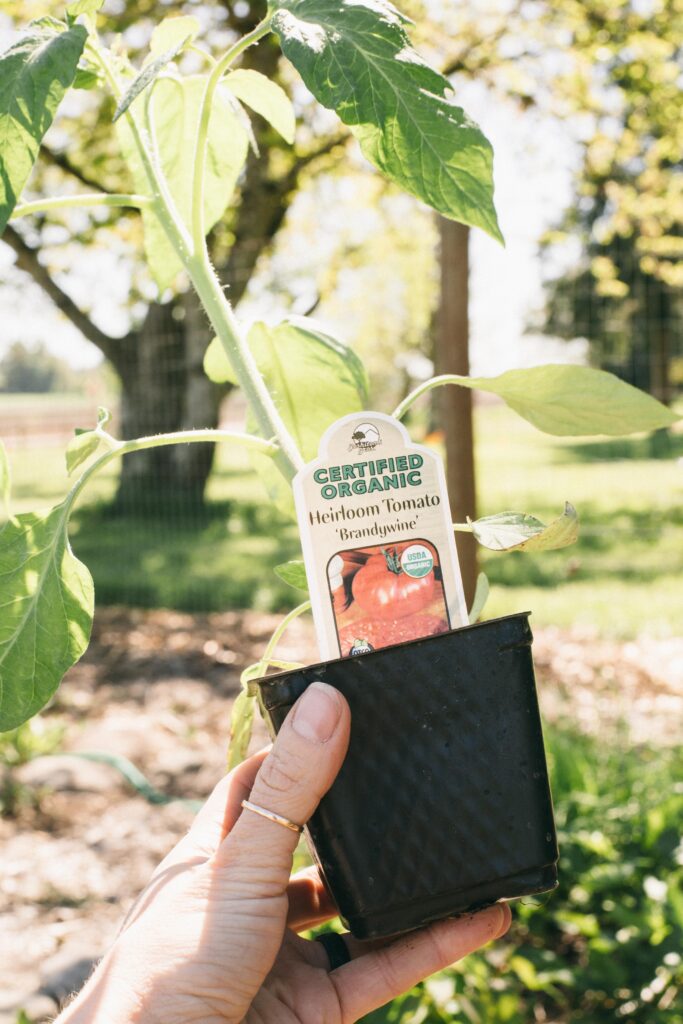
[256,609,533,690]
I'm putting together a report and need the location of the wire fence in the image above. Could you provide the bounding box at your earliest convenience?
[1,231,681,615]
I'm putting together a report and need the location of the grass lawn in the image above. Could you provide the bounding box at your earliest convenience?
[5,401,682,637]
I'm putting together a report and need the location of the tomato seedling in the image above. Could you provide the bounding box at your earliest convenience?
[0,0,677,761]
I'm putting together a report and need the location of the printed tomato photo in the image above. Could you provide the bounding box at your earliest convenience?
[327,540,450,656]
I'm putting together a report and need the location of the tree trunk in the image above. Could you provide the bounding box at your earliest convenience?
[110,294,224,515]
[435,219,478,608]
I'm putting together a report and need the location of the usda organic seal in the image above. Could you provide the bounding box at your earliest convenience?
[400,543,434,579]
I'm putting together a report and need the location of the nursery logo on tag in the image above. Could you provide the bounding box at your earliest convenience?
[349,422,382,452]
[350,638,374,656]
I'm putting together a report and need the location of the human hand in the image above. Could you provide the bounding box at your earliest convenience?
[58,682,511,1023]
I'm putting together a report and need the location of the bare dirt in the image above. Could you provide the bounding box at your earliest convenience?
[2,608,681,1022]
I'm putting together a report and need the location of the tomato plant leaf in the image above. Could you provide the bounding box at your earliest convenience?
[274,560,309,590]
[0,441,10,525]
[397,365,678,436]
[113,39,188,122]
[205,318,369,512]
[0,502,94,731]
[73,66,100,90]
[468,572,489,624]
[204,335,237,385]
[204,318,369,405]
[117,76,248,290]
[148,15,200,61]
[468,502,579,552]
[271,0,501,241]
[66,0,104,16]
[228,664,264,770]
[0,25,87,232]
[224,69,296,144]
[65,431,101,475]
[468,365,678,436]
[29,16,68,33]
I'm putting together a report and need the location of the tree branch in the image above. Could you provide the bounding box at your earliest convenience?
[285,132,348,189]
[3,225,123,361]
[40,145,110,194]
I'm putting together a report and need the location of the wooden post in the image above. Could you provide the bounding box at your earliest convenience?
[436,218,478,608]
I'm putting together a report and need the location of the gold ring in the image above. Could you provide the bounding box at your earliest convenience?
[241,799,303,834]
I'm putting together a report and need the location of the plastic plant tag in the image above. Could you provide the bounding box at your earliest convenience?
[294,412,468,660]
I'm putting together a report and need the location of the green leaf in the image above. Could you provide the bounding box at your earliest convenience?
[205,318,369,405]
[29,16,68,33]
[113,39,188,122]
[274,560,309,590]
[73,66,100,90]
[148,15,200,62]
[468,502,579,552]
[228,670,261,770]
[0,25,87,233]
[116,75,249,291]
[0,440,10,524]
[271,0,501,241]
[66,0,105,15]
[65,431,101,475]
[70,752,201,810]
[224,69,296,144]
[467,365,678,436]
[204,335,237,384]
[398,365,679,436]
[468,572,489,623]
[0,502,94,731]
[205,318,369,512]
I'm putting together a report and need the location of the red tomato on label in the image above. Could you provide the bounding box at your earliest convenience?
[338,614,448,656]
[351,549,435,620]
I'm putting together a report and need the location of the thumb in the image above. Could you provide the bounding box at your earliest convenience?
[215,681,350,892]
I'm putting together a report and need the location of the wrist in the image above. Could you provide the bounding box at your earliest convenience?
[54,950,145,1024]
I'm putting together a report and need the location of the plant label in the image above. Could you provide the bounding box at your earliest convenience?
[294,411,468,659]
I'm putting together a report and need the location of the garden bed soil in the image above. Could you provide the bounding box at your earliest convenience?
[2,607,681,1022]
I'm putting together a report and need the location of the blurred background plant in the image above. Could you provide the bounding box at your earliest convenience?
[0,718,65,819]
[363,729,683,1023]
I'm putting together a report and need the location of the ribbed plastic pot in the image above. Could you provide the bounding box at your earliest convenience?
[257,612,559,940]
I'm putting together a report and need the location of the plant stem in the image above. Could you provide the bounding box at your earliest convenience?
[187,252,305,480]
[10,194,152,219]
[392,374,471,421]
[88,40,194,263]
[262,600,312,664]
[89,28,303,482]
[70,429,278,505]
[191,15,273,253]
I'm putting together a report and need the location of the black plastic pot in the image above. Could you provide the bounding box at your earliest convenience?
[257,612,559,940]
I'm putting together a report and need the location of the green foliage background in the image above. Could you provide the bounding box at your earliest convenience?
[361,729,683,1023]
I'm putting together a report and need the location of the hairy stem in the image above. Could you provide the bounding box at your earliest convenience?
[88,39,194,262]
[262,601,312,665]
[88,28,303,482]
[191,15,273,253]
[10,194,152,219]
[392,374,471,421]
[70,429,278,506]
[187,252,305,480]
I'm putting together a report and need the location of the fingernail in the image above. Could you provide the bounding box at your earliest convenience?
[476,904,507,937]
[292,682,342,743]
